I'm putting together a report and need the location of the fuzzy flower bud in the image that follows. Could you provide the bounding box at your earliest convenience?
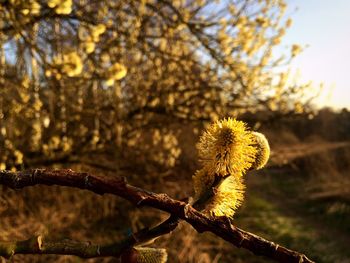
[105,62,127,86]
[196,118,257,177]
[192,167,245,218]
[121,247,168,263]
[250,132,270,170]
[192,119,271,218]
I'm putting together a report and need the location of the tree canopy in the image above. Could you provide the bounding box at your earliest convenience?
[0,0,309,170]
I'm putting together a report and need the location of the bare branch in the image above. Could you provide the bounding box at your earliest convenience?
[0,235,134,258]
[0,169,314,263]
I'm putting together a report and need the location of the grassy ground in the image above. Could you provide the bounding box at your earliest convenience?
[232,174,350,263]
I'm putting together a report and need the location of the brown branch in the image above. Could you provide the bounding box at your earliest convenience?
[0,169,314,263]
[0,235,135,259]
[0,218,181,259]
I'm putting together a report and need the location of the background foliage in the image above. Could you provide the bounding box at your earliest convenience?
[0,0,310,170]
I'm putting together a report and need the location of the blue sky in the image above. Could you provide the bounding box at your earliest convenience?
[283,0,350,109]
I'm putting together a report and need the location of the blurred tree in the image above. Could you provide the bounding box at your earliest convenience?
[0,0,310,171]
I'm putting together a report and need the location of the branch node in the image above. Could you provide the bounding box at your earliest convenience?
[121,176,127,184]
[221,217,246,248]
[300,254,311,263]
[136,197,147,206]
[12,174,21,189]
[183,203,191,219]
[37,235,43,250]
[84,175,91,188]
[8,249,15,259]
[31,169,40,184]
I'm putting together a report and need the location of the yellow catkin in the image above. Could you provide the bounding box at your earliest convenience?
[192,119,271,218]
[192,166,215,200]
[250,132,270,170]
[62,52,83,77]
[291,44,302,57]
[105,63,127,86]
[109,63,127,80]
[48,0,72,14]
[121,247,168,263]
[196,118,257,177]
[192,167,245,218]
[205,176,245,217]
[136,247,167,263]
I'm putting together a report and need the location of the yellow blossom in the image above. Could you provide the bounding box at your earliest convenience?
[48,0,72,15]
[14,150,24,164]
[30,1,41,15]
[21,9,30,15]
[45,70,52,77]
[33,99,43,111]
[47,0,59,8]
[294,101,304,114]
[192,166,215,200]
[106,62,127,84]
[192,167,245,218]
[43,116,50,128]
[91,24,106,40]
[291,44,302,57]
[11,0,41,16]
[61,51,83,77]
[196,118,257,177]
[84,41,95,54]
[192,119,270,218]
[250,132,270,170]
[0,163,6,170]
[61,136,73,152]
[49,136,61,149]
[105,78,115,87]
[121,247,167,263]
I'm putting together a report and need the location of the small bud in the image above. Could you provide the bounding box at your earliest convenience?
[37,235,43,250]
[250,132,270,170]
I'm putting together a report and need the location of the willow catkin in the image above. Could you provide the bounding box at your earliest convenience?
[121,247,168,263]
[196,118,257,177]
[193,118,258,218]
[250,131,270,170]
